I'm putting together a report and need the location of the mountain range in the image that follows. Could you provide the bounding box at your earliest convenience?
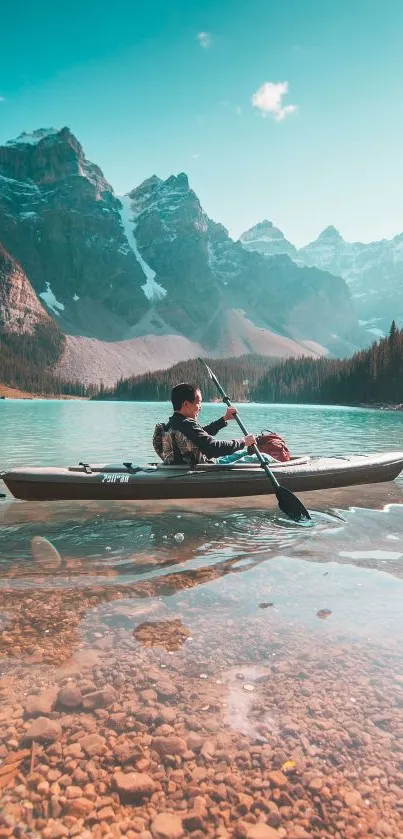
[0,127,385,387]
[241,220,403,338]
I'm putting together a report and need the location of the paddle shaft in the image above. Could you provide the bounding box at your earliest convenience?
[212,383,281,491]
[199,359,311,522]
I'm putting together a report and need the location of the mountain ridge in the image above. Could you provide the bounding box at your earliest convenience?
[241,220,403,336]
[0,126,363,387]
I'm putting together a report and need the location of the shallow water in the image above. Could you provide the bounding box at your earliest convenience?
[1,398,403,468]
[1,401,403,836]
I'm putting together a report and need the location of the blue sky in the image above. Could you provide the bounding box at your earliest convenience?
[1,0,402,246]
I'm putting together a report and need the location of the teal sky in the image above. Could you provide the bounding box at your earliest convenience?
[1,0,402,246]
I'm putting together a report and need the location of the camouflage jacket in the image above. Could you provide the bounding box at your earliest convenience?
[152,412,245,467]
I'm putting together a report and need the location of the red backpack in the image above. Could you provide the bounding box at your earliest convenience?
[248,429,291,462]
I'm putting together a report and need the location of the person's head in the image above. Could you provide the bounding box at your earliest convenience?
[171,383,202,419]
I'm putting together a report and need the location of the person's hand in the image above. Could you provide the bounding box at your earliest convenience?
[223,406,237,422]
[245,434,256,448]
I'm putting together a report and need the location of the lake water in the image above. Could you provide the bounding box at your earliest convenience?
[1,400,403,836]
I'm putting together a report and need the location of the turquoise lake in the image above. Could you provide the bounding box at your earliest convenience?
[1,400,403,833]
[1,398,403,467]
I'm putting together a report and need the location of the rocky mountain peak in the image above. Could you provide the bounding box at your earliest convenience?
[241,219,273,238]
[130,171,206,234]
[166,172,189,190]
[316,225,343,243]
[299,224,403,333]
[0,128,148,337]
[5,128,61,147]
[240,220,297,257]
[128,175,162,217]
[0,126,112,194]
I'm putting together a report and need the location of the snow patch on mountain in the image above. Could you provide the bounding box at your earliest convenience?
[6,128,59,147]
[0,173,40,197]
[118,195,167,302]
[39,282,65,315]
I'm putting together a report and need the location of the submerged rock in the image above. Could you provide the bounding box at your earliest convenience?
[113,770,156,801]
[151,812,184,839]
[24,686,59,717]
[24,717,61,742]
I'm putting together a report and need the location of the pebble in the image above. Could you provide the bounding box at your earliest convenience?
[30,537,62,570]
[24,686,59,717]
[79,733,107,757]
[57,684,83,708]
[152,736,187,757]
[151,812,184,839]
[309,777,324,791]
[114,771,156,801]
[66,797,94,816]
[267,771,289,789]
[82,685,117,710]
[344,790,362,808]
[24,717,62,742]
[245,825,280,838]
[42,822,69,838]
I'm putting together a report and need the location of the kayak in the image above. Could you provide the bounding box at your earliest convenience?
[1,452,403,502]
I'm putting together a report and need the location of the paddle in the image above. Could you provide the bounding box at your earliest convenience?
[199,360,311,523]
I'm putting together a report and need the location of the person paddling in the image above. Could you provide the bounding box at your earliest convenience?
[153,383,256,467]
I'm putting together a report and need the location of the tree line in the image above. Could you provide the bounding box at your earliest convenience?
[95,323,403,406]
[0,322,94,397]
[2,322,402,405]
[251,322,403,404]
[95,355,274,402]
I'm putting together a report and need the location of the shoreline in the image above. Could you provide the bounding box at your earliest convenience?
[355,402,403,411]
[1,383,402,411]
[0,384,87,400]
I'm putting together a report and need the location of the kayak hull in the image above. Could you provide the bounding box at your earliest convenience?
[2,452,403,501]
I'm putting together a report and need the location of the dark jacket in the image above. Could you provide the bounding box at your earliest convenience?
[153,412,245,466]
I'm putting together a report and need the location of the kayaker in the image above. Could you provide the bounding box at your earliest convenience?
[153,382,256,466]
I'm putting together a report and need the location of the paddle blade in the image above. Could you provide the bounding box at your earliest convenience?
[275,485,311,523]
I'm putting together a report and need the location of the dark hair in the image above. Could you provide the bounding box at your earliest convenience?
[171,383,200,411]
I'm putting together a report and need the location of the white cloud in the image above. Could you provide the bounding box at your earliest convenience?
[235,105,242,116]
[197,31,212,49]
[251,81,297,121]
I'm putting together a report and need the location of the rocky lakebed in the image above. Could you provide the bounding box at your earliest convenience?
[1,495,403,839]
